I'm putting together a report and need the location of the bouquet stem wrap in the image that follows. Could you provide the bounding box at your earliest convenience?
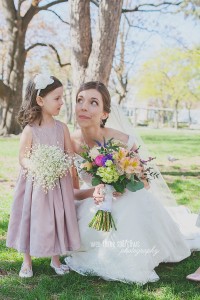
[89,185,117,232]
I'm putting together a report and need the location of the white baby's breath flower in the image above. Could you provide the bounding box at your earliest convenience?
[26,144,73,193]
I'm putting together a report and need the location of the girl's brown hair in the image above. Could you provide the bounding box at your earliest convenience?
[76,81,111,127]
[18,75,62,128]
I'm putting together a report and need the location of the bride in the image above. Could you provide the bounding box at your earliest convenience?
[66,81,199,284]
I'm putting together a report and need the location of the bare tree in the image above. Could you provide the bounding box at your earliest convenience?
[70,0,123,94]
[111,12,130,105]
[0,0,68,135]
[0,0,185,134]
[70,0,181,89]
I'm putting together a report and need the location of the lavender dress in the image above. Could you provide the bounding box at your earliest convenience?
[6,120,80,257]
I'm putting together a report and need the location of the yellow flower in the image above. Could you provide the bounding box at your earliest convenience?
[113,148,128,161]
[119,157,142,174]
[81,161,93,171]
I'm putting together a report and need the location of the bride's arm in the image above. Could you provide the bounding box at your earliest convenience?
[71,165,80,189]
[71,165,103,201]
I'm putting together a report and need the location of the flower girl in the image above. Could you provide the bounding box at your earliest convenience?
[6,74,80,277]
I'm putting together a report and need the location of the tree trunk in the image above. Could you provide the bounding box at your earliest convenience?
[133,107,137,127]
[174,100,179,130]
[0,0,68,134]
[0,1,26,134]
[0,28,26,135]
[186,104,192,127]
[70,0,123,95]
[85,0,123,85]
[70,0,92,94]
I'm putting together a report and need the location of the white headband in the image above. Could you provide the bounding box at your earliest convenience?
[34,73,54,96]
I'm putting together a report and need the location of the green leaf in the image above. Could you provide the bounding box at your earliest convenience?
[113,182,125,193]
[126,180,144,192]
[92,177,101,186]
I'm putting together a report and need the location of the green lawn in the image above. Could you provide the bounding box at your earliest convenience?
[0,129,200,300]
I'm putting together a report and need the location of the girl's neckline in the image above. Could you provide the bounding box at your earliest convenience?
[34,119,57,129]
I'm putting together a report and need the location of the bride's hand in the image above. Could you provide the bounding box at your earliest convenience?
[93,184,105,205]
[141,178,150,190]
[112,191,122,198]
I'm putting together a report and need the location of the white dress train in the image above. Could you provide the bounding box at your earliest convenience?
[66,136,197,284]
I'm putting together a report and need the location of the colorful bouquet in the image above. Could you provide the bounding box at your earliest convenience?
[80,138,158,232]
[25,144,73,193]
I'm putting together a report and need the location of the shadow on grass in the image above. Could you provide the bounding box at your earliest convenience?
[162,171,200,177]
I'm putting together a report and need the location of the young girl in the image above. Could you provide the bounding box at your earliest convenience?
[6,74,82,277]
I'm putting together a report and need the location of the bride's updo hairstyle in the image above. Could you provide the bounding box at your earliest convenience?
[76,81,111,128]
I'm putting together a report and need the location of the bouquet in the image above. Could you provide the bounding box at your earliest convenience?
[25,144,73,193]
[80,138,158,232]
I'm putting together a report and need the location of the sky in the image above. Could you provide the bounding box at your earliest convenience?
[1,1,199,69]
[0,1,199,88]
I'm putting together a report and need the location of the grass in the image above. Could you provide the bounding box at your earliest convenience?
[0,129,200,300]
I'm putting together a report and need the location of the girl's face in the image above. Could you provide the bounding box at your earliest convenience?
[76,89,108,128]
[38,86,64,116]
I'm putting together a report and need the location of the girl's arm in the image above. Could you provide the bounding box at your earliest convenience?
[74,188,95,200]
[62,123,81,190]
[19,125,32,169]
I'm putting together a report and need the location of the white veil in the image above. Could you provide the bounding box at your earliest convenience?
[106,104,177,207]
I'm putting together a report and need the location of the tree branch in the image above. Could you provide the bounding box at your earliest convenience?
[122,1,183,13]
[23,0,68,30]
[90,0,99,7]
[18,0,27,13]
[46,9,70,24]
[0,0,17,27]
[38,0,68,11]
[25,43,71,67]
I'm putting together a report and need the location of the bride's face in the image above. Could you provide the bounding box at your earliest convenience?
[76,89,108,128]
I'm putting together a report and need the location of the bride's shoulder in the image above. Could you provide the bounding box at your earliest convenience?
[105,127,129,144]
[71,129,81,140]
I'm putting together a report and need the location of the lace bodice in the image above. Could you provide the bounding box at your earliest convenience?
[75,135,135,186]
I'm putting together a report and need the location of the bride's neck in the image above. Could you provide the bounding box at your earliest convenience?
[81,126,105,147]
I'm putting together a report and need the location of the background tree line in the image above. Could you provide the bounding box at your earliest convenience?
[0,0,199,135]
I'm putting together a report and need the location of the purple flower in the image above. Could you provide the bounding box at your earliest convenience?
[102,154,113,166]
[140,156,156,165]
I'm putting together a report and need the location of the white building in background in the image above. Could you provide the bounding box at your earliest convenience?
[120,102,200,129]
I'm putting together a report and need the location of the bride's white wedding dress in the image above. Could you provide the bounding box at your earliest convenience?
[66,135,194,284]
